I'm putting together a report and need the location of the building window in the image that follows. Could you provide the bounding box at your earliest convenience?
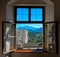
[31,8,43,21]
[15,7,44,22]
[16,8,29,21]
[15,6,44,51]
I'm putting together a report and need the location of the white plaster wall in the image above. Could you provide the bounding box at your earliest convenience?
[6,5,14,22]
[45,5,54,22]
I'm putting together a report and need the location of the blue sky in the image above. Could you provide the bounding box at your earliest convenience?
[16,24,43,28]
[17,8,43,21]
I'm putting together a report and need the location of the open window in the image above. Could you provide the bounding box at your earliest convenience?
[2,6,58,54]
[14,6,44,52]
[2,22,15,54]
[44,22,58,53]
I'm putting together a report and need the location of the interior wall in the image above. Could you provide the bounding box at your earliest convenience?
[6,5,14,22]
[55,0,60,57]
[45,5,54,22]
[0,0,10,57]
[12,52,59,57]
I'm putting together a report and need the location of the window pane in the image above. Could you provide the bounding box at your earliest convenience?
[23,8,28,14]
[16,8,29,21]
[31,8,36,14]
[17,8,22,15]
[23,15,28,21]
[17,15,23,21]
[17,15,28,21]
[37,8,42,14]
[45,23,57,53]
[37,15,42,21]
[31,8,43,21]
[31,15,36,21]
[16,23,43,50]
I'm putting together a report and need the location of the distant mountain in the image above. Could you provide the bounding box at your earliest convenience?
[17,26,43,33]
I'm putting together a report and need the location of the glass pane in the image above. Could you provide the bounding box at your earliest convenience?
[31,15,36,21]
[16,8,28,21]
[23,8,28,14]
[37,15,42,21]
[37,8,42,14]
[3,22,15,54]
[17,15,22,21]
[16,23,43,52]
[31,8,36,14]
[31,8,43,21]
[23,15,28,21]
[45,23,57,53]
[17,15,28,21]
[17,8,22,15]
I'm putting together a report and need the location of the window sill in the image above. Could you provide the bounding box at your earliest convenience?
[3,50,13,54]
[12,49,43,53]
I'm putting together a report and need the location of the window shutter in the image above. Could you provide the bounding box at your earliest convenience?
[2,22,15,54]
[44,22,58,53]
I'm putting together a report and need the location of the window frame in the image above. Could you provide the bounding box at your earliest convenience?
[14,6,45,51]
[14,6,45,23]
